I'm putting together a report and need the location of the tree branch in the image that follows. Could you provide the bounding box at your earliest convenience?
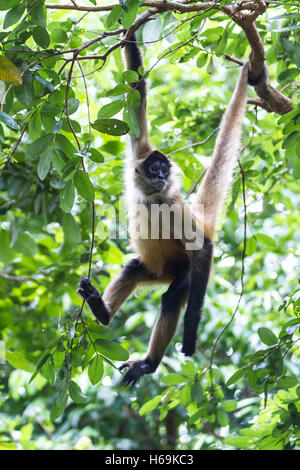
[46,0,292,115]
[226,0,292,115]
[45,1,214,13]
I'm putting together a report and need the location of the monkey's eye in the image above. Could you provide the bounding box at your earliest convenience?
[149,164,158,173]
[162,166,168,175]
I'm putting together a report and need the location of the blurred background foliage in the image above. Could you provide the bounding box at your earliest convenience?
[0,0,299,450]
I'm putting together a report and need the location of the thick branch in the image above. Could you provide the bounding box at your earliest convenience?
[226,0,292,114]
[45,0,292,115]
[45,1,214,13]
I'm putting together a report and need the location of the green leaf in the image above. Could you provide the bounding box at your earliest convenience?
[255,233,276,249]
[278,109,300,124]
[181,360,197,378]
[37,148,53,181]
[67,98,79,115]
[69,380,87,404]
[51,28,68,44]
[245,236,257,256]
[94,339,129,361]
[282,131,300,149]
[162,373,188,385]
[142,17,162,43]
[0,442,17,450]
[0,111,19,130]
[55,134,77,158]
[121,0,140,29]
[29,354,51,384]
[122,70,139,83]
[91,118,130,136]
[35,74,55,93]
[277,376,298,388]
[30,0,46,27]
[207,57,215,75]
[32,26,50,49]
[258,327,278,346]
[3,3,25,29]
[53,349,65,370]
[41,356,55,384]
[97,99,124,119]
[50,395,68,421]
[123,105,140,139]
[0,0,19,11]
[74,170,95,201]
[6,351,35,373]
[88,148,104,163]
[15,71,33,105]
[196,53,208,68]
[88,355,104,385]
[226,367,249,387]
[60,180,75,213]
[222,400,237,412]
[179,384,191,406]
[139,396,162,415]
[14,232,37,257]
[106,4,124,28]
[217,409,229,427]
[272,25,300,33]
[106,84,131,97]
[27,133,53,159]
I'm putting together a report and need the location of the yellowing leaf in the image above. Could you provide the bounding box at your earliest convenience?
[0,55,22,85]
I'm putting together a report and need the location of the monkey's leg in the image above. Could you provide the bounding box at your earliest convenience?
[120,274,190,386]
[182,236,213,356]
[77,258,155,325]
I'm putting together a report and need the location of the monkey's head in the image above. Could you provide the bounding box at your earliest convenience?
[134,151,172,195]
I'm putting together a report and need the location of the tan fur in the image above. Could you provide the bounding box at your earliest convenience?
[147,309,182,361]
[192,62,249,237]
[103,270,152,317]
[101,54,249,368]
[123,41,152,159]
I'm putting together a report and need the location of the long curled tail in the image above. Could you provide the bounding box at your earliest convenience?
[123,32,152,158]
[192,62,249,240]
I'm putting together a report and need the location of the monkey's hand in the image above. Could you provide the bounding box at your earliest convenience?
[77,277,110,325]
[119,358,158,387]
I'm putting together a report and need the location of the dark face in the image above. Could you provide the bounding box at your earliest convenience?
[143,152,171,192]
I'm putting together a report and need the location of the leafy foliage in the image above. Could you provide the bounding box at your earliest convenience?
[0,0,299,451]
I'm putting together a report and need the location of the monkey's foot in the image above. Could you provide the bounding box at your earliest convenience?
[119,358,158,387]
[77,277,110,325]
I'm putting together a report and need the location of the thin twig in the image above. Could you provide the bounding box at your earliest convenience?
[167,127,219,157]
[65,53,81,151]
[208,159,247,392]
[0,272,38,283]
[0,122,29,175]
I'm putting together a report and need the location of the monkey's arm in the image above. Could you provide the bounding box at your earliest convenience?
[123,32,152,158]
[182,237,213,356]
[77,258,155,324]
[192,62,249,239]
[120,274,190,386]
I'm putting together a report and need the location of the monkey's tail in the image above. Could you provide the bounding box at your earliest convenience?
[123,32,152,158]
[192,62,249,239]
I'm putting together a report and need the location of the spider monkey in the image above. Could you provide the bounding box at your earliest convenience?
[77,30,261,386]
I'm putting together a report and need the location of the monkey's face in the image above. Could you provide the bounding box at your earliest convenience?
[135,152,171,194]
